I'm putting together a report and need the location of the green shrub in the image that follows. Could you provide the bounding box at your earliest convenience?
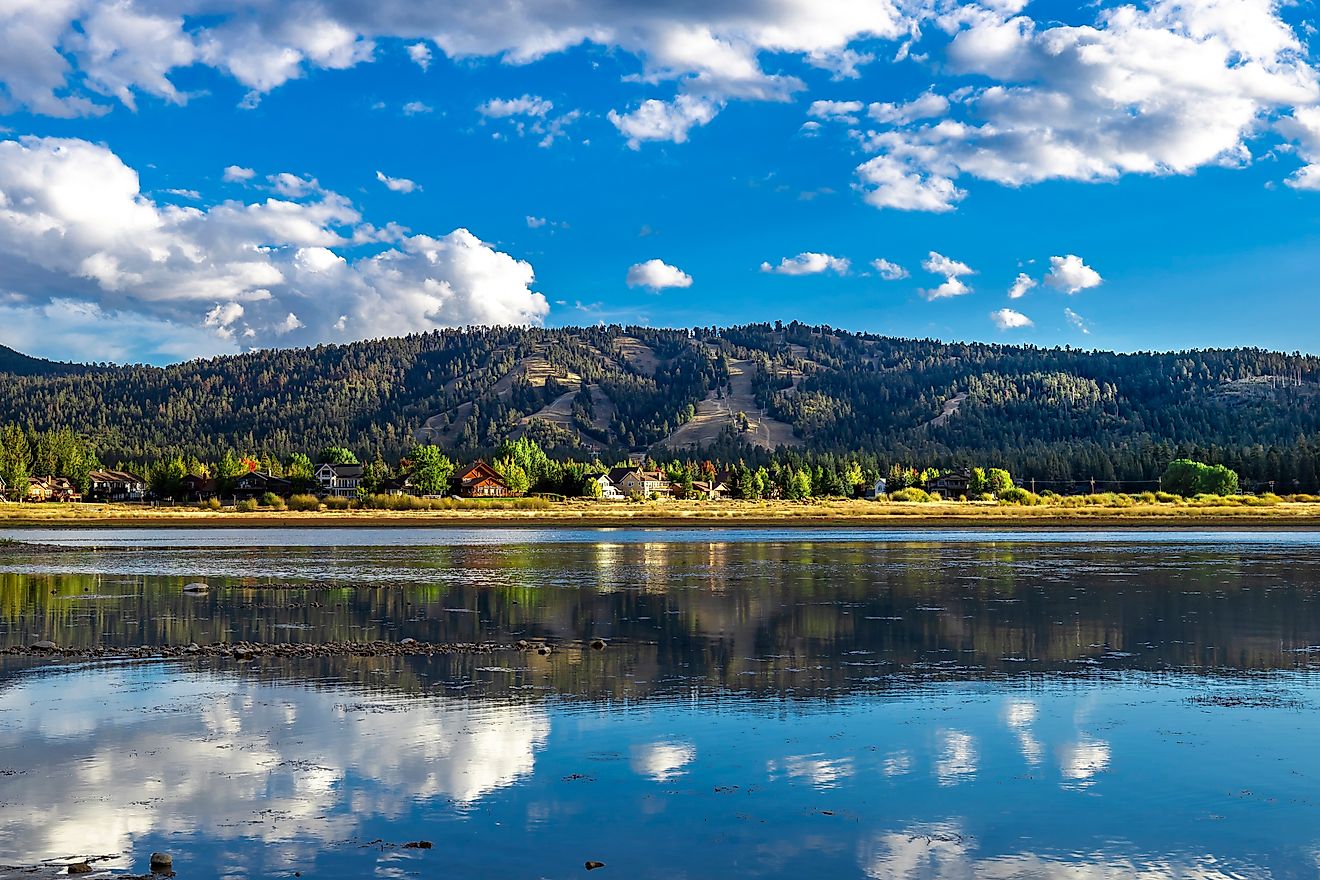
[197,498,221,511]
[1154,491,1183,504]
[322,495,352,510]
[234,499,258,513]
[258,491,283,507]
[287,494,321,512]
[998,487,1040,505]
[889,487,932,503]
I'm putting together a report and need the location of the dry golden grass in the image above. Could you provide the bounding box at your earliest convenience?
[0,497,1317,529]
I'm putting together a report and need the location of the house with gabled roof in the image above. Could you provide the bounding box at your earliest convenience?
[607,466,673,499]
[451,460,512,497]
[87,469,146,502]
[315,462,363,498]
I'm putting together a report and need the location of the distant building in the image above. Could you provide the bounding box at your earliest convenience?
[178,474,217,501]
[691,477,732,500]
[377,476,416,497]
[315,462,363,498]
[27,476,81,503]
[87,469,146,502]
[592,473,626,500]
[928,469,972,497]
[607,466,673,499]
[864,478,887,500]
[231,471,293,500]
[452,460,512,497]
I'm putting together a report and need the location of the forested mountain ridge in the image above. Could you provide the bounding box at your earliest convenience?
[4,322,1320,487]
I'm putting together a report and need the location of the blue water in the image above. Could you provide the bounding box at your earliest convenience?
[0,529,1318,878]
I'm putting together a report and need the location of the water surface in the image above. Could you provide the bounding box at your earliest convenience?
[1,528,1317,878]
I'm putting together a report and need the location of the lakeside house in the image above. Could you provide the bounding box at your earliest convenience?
[315,462,363,498]
[451,460,512,497]
[606,466,673,499]
[178,474,217,501]
[592,472,626,500]
[863,478,888,500]
[27,476,81,503]
[691,475,733,500]
[87,469,146,502]
[928,469,972,497]
[231,470,293,500]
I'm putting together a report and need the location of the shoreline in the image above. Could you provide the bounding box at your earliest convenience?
[0,500,1317,530]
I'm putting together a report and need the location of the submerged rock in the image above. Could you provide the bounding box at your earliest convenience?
[585,861,606,870]
[149,852,173,872]
[66,863,92,875]
[402,841,432,849]
[182,582,209,593]
[537,645,553,656]
[589,639,607,651]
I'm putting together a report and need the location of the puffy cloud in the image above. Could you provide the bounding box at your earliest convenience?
[626,258,693,291]
[854,0,1320,210]
[406,42,432,70]
[923,251,973,278]
[920,251,975,300]
[526,216,547,228]
[402,100,432,115]
[0,0,916,142]
[0,135,549,361]
[222,165,255,183]
[1044,254,1102,294]
[867,91,950,124]
[760,252,850,276]
[1007,272,1036,299]
[808,100,864,123]
[871,258,909,280]
[268,171,319,198]
[478,95,553,118]
[1065,307,1091,334]
[609,95,719,148]
[375,170,419,193]
[990,307,1033,329]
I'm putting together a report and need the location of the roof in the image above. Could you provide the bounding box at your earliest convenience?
[607,467,667,483]
[454,460,509,488]
[88,469,144,483]
[317,463,363,478]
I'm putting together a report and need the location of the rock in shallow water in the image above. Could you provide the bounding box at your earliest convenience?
[182,582,209,593]
[149,852,173,872]
[29,640,58,652]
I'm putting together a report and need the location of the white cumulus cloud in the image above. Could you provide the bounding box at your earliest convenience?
[871,258,908,280]
[991,307,1033,329]
[626,258,693,292]
[1044,254,1103,294]
[760,252,850,276]
[1007,272,1036,299]
[0,135,549,361]
[375,170,419,193]
[853,0,1320,211]
[406,42,432,70]
[222,165,255,183]
[921,251,975,300]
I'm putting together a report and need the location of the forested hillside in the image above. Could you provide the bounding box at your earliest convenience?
[3,322,1320,488]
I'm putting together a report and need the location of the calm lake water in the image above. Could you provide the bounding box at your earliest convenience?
[1,528,1319,878]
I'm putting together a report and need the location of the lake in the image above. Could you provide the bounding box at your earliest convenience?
[1,528,1318,878]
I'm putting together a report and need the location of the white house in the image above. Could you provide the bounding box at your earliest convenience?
[593,473,626,500]
[315,463,363,497]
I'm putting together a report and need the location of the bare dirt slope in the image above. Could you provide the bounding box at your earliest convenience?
[926,392,968,428]
[614,336,661,376]
[658,358,799,451]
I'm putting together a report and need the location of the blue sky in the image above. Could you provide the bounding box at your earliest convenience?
[1,0,1319,363]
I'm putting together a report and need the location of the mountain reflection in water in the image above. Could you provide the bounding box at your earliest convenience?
[0,529,1318,878]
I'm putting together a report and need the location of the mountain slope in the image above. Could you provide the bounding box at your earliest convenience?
[0,322,1318,486]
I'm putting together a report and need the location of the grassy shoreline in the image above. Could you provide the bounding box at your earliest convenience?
[0,499,1318,529]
